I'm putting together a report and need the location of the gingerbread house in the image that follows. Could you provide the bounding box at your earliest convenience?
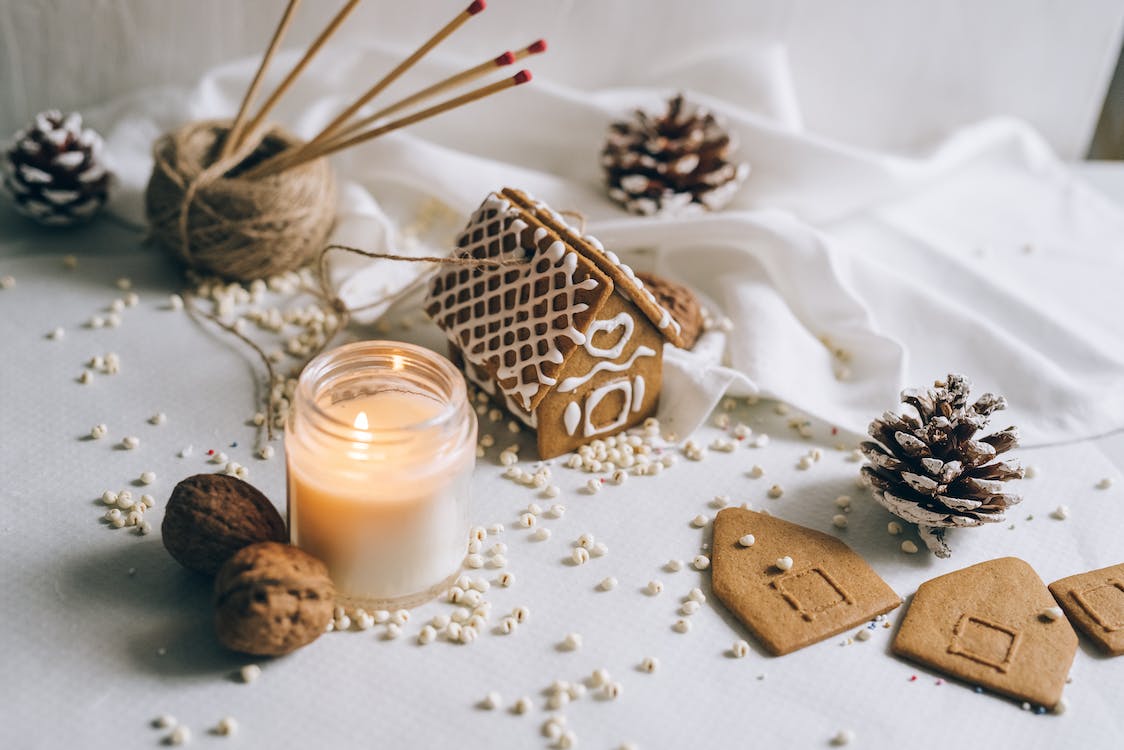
[424,187,686,458]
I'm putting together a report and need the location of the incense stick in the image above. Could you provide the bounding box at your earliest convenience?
[247,70,531,179]
[325,39,545,147]
[236,0,363,150]
[221,0,303,159]
[297,0,486,156]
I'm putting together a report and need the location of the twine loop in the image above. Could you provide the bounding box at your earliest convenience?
[145,120,337,281]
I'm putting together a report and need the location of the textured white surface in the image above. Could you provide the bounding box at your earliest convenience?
[1,167,1123,747]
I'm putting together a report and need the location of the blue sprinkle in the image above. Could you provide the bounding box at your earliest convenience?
[1034,706,1046,715]
[230,442,238,448]
[974,686,984,694]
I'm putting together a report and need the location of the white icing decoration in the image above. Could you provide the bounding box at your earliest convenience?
[535,200,683,340]
[563,401,581,436]
[425,193,602,411]
[584,313,634,360]
[462,363,537,428]
[632,375,645,411]
[557,346,656,393]
[583,379,633,437]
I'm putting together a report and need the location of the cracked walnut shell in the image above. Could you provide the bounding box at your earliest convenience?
[214,542,334,656]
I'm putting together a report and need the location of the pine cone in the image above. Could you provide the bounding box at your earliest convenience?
[602,94,749,217]
[860,374,1023,558]
[2,110,110,227]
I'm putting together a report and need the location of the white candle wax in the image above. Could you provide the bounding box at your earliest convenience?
[286,343,475,608]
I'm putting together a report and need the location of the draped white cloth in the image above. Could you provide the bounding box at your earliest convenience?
[90,42,1124,446]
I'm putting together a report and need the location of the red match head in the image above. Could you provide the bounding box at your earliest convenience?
[494,50,515,66]
[527,39,547,54]
[514,69,532,85]
[466,0,486,15]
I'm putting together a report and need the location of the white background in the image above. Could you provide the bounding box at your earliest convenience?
[1,0,1122,158]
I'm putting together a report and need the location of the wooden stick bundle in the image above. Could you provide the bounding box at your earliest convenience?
[220,0,303,159]
[236,0,363,152]
[319,39,546,147]
[219,0,537,179]
[245,70,531,179]
[262,39,545,175]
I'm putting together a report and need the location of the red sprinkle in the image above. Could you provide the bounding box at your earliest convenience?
[831,427,838,435]
[206,449,215,455]
[909,675,918,682]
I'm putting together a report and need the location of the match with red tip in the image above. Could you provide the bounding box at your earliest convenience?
[494,51,515,66]
[527,39,547,54]
[514,70,532,85]
[466,0,486,15]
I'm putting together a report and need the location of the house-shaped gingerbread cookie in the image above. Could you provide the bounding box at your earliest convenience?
[424,187,686,459]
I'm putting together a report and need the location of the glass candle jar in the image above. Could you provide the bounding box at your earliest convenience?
[286,341,476,609]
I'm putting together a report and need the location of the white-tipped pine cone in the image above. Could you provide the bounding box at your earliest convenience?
[3,110,110,227]
[602,94,749,217]
[860,374,1023,558]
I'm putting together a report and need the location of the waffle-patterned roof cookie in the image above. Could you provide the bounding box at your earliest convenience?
[424,187,685,458]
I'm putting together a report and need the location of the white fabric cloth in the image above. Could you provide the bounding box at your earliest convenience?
[88,42,1124,446]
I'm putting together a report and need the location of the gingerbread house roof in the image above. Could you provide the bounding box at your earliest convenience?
[424,188,683,413]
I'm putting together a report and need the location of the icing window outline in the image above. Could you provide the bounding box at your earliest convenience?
[582,378,634,437]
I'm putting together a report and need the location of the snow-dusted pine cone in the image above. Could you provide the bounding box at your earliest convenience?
[602,94,749,217]
[2,110,110,227]
[860,374,1023,558]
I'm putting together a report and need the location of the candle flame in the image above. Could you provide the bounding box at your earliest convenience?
[354,411,369,430]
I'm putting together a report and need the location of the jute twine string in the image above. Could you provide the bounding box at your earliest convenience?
[145,120,337,281]
[186,243,530,443]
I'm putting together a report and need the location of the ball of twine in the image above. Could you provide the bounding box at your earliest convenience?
[144,119,336,281]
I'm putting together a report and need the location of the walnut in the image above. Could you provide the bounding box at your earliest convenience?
[636,271,703,349]
[161,474,287,575]
[213,542,334,656]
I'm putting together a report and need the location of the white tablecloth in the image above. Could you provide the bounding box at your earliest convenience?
[0,165,1122,749]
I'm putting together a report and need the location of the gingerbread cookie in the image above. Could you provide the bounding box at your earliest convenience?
[1049,562,1124,656]
[710,507,901,656]
[893,557,1077,708]
[424,187,685,459]
[635,271,703,349]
